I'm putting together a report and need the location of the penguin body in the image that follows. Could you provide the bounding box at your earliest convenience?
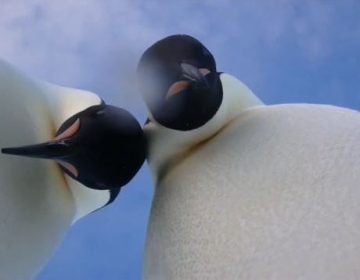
[0,59,145,278]
[143,73,360,279]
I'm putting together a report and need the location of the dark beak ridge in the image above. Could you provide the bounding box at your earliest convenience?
[2,139,76,160]
[180,63,209,87]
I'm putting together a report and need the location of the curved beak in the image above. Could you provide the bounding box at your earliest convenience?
[2,139,78,160]
[166,63,211,100]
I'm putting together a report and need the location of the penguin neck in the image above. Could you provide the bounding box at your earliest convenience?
[145,73,264,183]
[0,59,109,222]
[39,82,110,222]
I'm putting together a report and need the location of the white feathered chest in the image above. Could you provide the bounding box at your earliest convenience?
[144,104,360,280]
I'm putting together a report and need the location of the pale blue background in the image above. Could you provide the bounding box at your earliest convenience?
[0,1,359,279]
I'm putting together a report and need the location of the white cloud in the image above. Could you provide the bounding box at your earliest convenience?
[0,0,159,80]
[0,0,359,112]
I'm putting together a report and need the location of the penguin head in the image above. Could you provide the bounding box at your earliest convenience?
[138,35,264,176]
[2,103,146,212]
[137,34,223,131]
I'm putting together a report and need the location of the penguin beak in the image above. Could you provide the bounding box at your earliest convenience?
[166,63,211,99]
[180,63,209,84]
[1,139,78,160]
[2,118,81,160]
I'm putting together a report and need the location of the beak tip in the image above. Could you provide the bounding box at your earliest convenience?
[0,141,75,159]
[2,147,21,156]
[2,148,10,154]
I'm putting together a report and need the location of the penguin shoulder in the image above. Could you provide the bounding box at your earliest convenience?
[40,83,101,129]
[150,102,360,185]
[145,73,264,178]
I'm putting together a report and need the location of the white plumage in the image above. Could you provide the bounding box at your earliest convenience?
[0,59,109,279]
[144,73,360,279]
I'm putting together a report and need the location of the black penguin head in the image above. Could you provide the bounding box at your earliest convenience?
[2,103,146,195]
[137,34,223,131]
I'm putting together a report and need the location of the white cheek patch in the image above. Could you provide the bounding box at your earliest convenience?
[54,118,80,140]
[57,160,79,177]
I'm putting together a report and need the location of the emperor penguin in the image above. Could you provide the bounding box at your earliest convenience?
[137,35,360,280]
[0,59,146,279]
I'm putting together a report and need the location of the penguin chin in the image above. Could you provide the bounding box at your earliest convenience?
[57,162,123,222]
[64,175,113,223]
[152,106,216,131]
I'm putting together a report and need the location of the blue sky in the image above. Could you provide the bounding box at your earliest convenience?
[1,1,359,279]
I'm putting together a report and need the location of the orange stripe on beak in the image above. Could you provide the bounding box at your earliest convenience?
[55,119,81,140]
[57,160,79,177]
[166,80,191,100]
